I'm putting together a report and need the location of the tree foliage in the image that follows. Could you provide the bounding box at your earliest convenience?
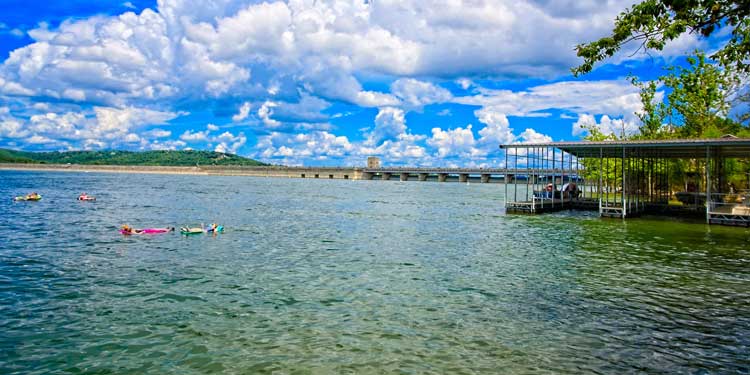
[578,122,622,189]
[572,0,750,76]
[621,51,743,140]
[662,52,740,137]
[735,89,750,127]
[629,75,668,139]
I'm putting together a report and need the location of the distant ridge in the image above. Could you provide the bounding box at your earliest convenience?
[0,148,267,166]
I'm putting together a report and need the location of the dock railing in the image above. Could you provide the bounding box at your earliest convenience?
[531,190,555,212]
[599,198,625,218]
[707,192,750,226]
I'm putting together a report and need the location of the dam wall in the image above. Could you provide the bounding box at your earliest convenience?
[1,163,563,183]
[0,163,362,179]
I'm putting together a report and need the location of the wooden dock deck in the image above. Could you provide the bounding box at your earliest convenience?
[708,205,750,227]
[505,198,598,214]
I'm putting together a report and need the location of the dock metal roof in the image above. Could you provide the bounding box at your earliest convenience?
[499,138,750,158]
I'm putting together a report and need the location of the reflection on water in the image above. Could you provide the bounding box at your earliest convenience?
[0,170,749,374]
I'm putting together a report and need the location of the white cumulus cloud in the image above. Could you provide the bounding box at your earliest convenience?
[428,125,477,158]
[572,114,640,138]
[367,107,407,145]
[232,102,252,122]
[391,78,452,109]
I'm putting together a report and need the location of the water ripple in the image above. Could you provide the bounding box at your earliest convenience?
[0,171,749,374]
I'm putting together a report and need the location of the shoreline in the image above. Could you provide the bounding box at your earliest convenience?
[0,163,362,179]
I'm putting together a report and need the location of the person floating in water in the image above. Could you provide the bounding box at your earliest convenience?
[121,225,142,234]
[13,192,41,201]
[120,225,174,234]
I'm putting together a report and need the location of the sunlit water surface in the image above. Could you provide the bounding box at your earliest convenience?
[1,171,749,374]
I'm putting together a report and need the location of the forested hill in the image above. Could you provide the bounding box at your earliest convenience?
[0,149,267,166]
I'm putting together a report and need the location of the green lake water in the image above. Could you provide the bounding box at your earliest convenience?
[1,170,749,374]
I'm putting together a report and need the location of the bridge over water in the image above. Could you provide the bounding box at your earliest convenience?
[0,163,570,183]
[361,167,567,182]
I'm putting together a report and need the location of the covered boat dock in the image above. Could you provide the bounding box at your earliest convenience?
[500,138,750,226]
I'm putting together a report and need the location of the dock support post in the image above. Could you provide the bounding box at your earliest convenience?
[599,147,603,217]
[622,146,626,219]
[504,149,508,209]
[706,146,711,224]
[514,150,518,203]
[551,148,555,209]
[561,148,565,209]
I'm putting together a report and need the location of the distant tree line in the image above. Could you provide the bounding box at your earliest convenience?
[0,149,268,167]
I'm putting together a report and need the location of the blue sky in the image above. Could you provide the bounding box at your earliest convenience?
[0,0,719,166]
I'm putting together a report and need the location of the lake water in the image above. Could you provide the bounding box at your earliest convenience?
[1,170,749,374]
